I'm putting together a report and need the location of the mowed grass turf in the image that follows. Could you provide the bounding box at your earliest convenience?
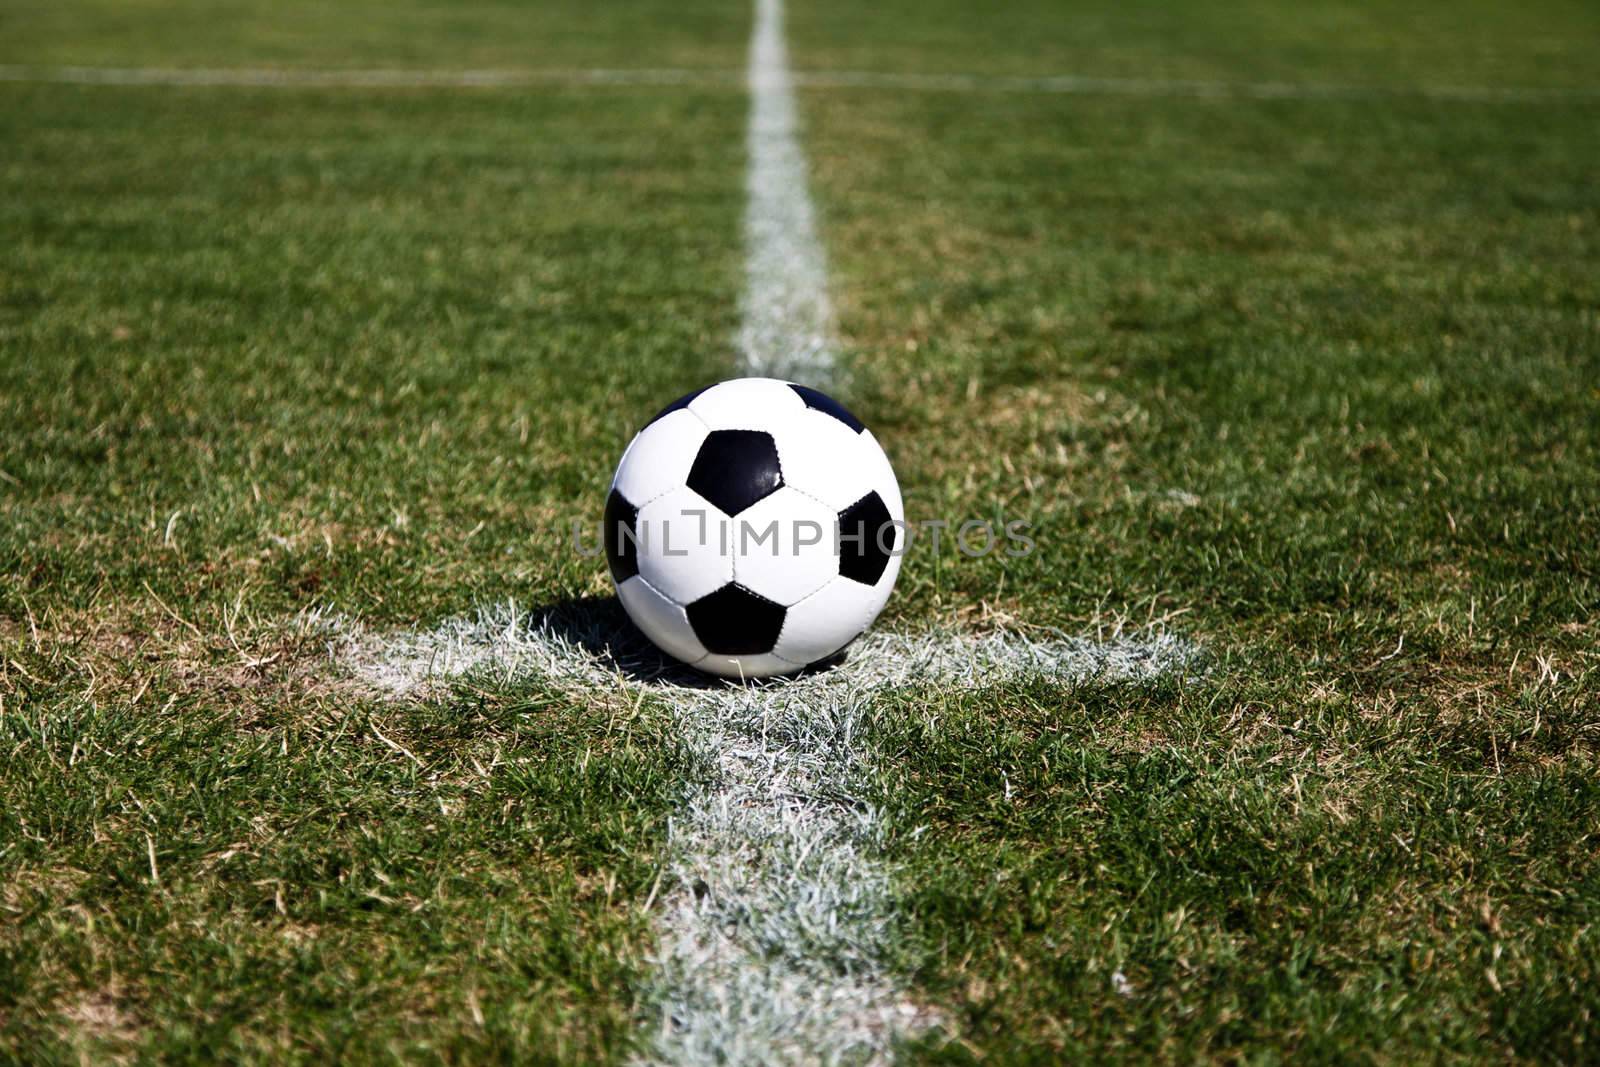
[0,0,747,71]
[791,0,1600,1060]
[0,2,749,1056]
[792,0,1600,91]
[3,0,1600,1063]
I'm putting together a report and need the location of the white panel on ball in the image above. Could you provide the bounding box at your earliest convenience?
[613,408,710,507]
[696,650,805,680]
[635,485,734,605]
[687,377,807,431]
[616,574,710,666]
[769,408,879,511]
[772,574,892,665]
[730,486,840,606]
[863,431,904,520]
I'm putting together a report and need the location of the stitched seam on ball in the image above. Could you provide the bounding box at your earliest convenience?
[632,484,677,511]
[632,571,677,614]
[729,431,786,589]
[679,403,714,434]
[783,482,836,513]
[771,433,787,493]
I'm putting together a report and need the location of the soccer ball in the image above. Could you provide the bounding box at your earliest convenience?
[603,377,903,679]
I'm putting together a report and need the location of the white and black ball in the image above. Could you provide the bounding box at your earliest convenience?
[604,377,903,678]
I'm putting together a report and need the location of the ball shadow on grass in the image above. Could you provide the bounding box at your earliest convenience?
[528,595,848,690]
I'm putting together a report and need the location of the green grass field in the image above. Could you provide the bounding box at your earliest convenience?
[3,0,1598,1061]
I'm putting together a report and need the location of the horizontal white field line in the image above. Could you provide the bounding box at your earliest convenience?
[2,63,1595,103]
[0,64,734,88]
[796,68,1600,103]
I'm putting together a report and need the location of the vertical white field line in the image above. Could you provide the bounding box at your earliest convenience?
[738,0,835,383]
[638,0,909,1062]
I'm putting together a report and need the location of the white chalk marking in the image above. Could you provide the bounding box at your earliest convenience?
[332,603,1196,703]
[792,68,1600,103]
[738,0,835,383]
[3,62,1593,103]
[0,64,728,89]
[638,0,888,1056]
[331,602,1198,1066]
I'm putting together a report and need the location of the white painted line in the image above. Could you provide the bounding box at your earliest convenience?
[631,0,895,1057]
[333,603,1196,1064]
[336,599,1199,1053]
[738,0,836,383]
[0,64,732,89]
[3,62,1594,103]
[792,68,1600,103]
[334,597,1196,1066]
[332,603,1196,702]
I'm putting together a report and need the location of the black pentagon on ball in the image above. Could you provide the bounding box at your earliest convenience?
[603,488,639,582]
[686,429,784,516]
[789,383,865,433]
[645,384,711,427]
[838,490,895,586]
[686,583,787,655]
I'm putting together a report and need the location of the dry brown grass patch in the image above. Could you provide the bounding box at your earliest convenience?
[58,989,139,1051]
[1,599,359,722]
